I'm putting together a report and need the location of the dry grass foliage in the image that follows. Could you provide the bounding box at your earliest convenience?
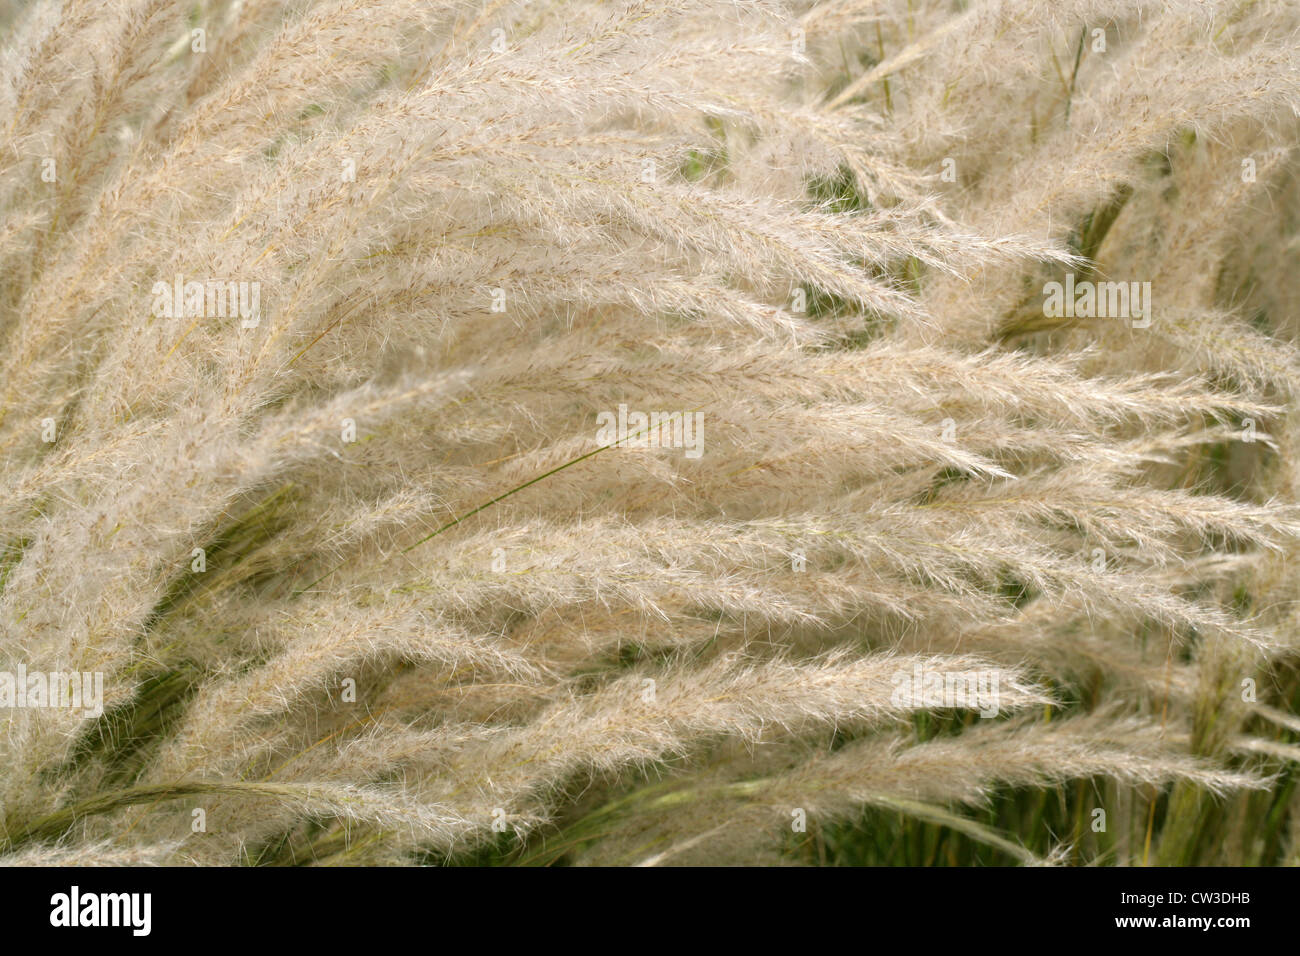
[2,0,1300,865]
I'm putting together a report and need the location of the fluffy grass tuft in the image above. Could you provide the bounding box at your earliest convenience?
[2,0,1300,866]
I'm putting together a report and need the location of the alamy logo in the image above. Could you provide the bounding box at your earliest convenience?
[151,273,261,328]
[0,665,103,718]
[1042,272,1152,328]
[50,886,151,936]
[890,663,1001,718]
[595,404,704,459]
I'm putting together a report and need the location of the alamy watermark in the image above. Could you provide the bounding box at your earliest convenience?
[0,665,104,718]
[1043,273,1152,328]
[151,273,261,328]
[890,662,1001,718]
[50,886,151,936]
[595,404,704,459]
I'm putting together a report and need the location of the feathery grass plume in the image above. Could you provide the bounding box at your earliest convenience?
[1,0,1299,866]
